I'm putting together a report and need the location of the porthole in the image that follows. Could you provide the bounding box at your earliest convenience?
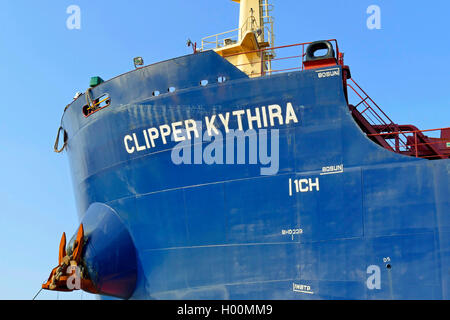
[218,76,227,83]
[168,87,176,93]
[200,80,209,86]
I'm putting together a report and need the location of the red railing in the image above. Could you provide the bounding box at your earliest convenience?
[222,39,341,76]
[347,78,450,159]
[367,128,450,159]
[347,78,410,152]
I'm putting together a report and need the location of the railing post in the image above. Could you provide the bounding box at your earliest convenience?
[395,134,399,152]
[260,49,265,76]
[415,132,418,158]
[302,44,304,71]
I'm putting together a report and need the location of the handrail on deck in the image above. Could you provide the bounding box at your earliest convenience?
[201,28,240,50]
[347,78,450,160]
[201,0,276,52]
[222,39,340,59]
[218,39,340,76]
[368,127,450,159]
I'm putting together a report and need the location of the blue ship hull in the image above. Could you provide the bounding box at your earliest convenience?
[60,51,449,299]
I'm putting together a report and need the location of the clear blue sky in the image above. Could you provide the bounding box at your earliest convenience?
[0,0,448,300]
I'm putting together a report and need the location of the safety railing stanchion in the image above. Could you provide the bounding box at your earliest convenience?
[415,132,418,158]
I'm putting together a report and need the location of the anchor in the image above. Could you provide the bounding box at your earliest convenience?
[41,224,98,294]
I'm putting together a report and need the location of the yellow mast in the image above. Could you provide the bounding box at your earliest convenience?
[233,0,264,43]
[201,0,275,77]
